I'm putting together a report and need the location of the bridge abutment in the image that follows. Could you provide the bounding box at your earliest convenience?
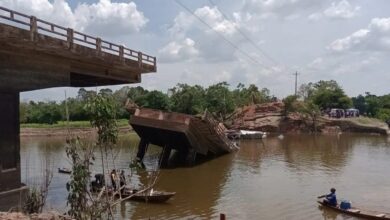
[0,92,28,211]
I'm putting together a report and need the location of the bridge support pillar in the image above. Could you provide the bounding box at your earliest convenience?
[159,147,172,168]
[136,138,149,162]
[0,92,28,211]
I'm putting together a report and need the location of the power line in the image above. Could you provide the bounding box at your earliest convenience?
[173,0,270,69]
[207,0,279,67]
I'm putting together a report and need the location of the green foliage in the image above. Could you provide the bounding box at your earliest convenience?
[66,137,99,219]
[282,95,299,116]
[169,83,206,115]
[352,95,367,114]
[376,108,390,122]
[23,188,45,214]
[137,90,170,110]
[233,84,271,107]
[85,91,118,145]
[205,82,235,120]
[302,80,352,110]
[66,92,120,219]
[298,101,321,132]
[26,101,62,124]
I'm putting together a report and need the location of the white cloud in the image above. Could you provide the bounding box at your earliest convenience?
[308,0,360,21]
[370,18,390,33]
[158,38,199,62]
[328,17,390,52]
[0,0,148,37]
[328,29,369,51]
[242,0,329,19]
[323,0,360,19]
[74,0,148,36]
[194,6,238,36]
[308,13,323,21]
[162,6,242,63]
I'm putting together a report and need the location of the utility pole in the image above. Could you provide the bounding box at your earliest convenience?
[293,71,299,96]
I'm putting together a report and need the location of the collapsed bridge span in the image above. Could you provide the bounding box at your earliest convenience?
[128,107,238,167]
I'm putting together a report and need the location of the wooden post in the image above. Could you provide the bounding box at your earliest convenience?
[96,37,102,55]
[67,28,73,49]
[119,45,124,63]
[220,213,226,220]
[138,52,143,68]
[30,16,37,41]
[153,57,157,71]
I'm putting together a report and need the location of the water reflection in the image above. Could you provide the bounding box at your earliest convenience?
[20,133,390,219]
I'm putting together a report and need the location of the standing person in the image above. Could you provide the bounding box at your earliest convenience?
[120,170,126,194]
[318,188,337,206]
[110,169,117,191]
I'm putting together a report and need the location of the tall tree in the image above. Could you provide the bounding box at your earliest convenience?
[169,84,205,115]
[310,80,352,109]
[205,82,235,120]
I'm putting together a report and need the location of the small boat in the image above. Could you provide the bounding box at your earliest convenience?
[100,183,176,203]
[58,167,71,174]
[318,200,390,219]
[225,130,267,140]
[125,189,176,203]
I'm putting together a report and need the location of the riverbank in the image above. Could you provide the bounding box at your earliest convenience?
[0,211,71,220]
[20,119,132,137]
[227,102,390,135]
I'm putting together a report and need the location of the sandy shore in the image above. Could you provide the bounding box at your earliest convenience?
[20,126,133,137]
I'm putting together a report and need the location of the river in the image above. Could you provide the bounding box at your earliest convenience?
[20,133,390,220]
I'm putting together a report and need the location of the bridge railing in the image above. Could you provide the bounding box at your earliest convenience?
[0,6,156,70]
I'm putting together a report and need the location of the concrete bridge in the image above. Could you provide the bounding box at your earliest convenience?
[0,6,156,210]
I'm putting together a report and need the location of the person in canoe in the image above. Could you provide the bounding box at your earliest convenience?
[119,170,126,194]
[110,169,117,191]
[318,188,337,206]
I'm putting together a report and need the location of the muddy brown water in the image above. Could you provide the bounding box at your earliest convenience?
[20,133,390,220]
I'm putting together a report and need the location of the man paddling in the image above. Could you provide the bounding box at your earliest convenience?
[318,188,337,206]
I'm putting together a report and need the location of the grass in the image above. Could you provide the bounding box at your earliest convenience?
[346,117,385,127]
[21,119,129,129]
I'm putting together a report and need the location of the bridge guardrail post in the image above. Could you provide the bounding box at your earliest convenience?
[30,16,37,41]
[138,52,143,68]
[119,46,124,63]
[153,57,157,71]
[67,28,73,49]
[96,37,102,56]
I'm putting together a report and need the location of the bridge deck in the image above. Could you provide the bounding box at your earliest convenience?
[0,6,156,92]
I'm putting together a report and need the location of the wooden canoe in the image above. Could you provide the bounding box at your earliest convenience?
[58,167,71,174]
[318,200,390,219]
[125,190,176,203]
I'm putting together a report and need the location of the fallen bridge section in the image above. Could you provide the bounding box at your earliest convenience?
[128,108,238,167]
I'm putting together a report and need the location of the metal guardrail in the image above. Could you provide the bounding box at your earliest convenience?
[0,6,156,70]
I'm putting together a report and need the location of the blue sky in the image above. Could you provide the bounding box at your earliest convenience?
[1,0,389,102]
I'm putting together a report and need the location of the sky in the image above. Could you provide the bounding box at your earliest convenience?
[1,0,389,101]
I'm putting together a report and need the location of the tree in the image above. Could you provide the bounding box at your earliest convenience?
[298,83,314,101]
[376,108,390,122]
[233,84,271,107]
[352,95,367,115]
[19,102,28,123]
[205,82,235,120]
[26,101,62,124]
[298,101,321,132]
[310,80,352,109]
[282,95,299,116]
[137,90,170,110]
[169,84,205,115]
